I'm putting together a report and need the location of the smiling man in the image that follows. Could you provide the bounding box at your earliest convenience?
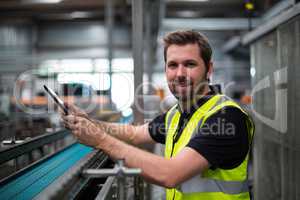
[62,30,254,200]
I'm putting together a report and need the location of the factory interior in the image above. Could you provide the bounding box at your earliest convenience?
[0,0,299,199]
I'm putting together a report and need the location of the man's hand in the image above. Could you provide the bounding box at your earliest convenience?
[62,102,88,118]
[62,114,106,147]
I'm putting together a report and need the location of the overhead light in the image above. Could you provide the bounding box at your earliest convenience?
[250,67,256,77]
[176,10,199,18]
[21,0,63,4]
[70,12,91,19]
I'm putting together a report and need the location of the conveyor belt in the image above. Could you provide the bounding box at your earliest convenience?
[0,143,93,200]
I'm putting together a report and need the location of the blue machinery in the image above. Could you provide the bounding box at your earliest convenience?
[0,131,114,200]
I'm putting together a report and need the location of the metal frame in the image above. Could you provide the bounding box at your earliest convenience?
[105,0,114,106]
[132,0,144,124]
[95,176,116,200]
[221,36,241,53]
[242,2,300,45]
[83,159,141,200]
[262,0,294,21]
[0,130,69,165]
[162,18,261,31]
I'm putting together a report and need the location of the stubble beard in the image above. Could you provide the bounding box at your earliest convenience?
[171,77,209,111]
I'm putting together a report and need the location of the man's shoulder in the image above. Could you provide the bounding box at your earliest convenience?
[210,94,248,116]
[206,105,248,121]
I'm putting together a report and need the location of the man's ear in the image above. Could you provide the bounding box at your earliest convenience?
[206,61,213,80]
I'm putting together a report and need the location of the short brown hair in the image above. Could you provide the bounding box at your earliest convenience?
[163,30,212,70]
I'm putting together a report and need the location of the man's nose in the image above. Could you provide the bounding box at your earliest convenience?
[176,64,186,77]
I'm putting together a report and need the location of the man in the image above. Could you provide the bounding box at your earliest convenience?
[62,30,254,200]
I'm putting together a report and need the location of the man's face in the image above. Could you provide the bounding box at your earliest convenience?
[165,43,209,101]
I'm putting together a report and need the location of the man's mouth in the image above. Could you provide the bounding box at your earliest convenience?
[174,79,192,87]
[175,81,192,87]
[176,84,190,87]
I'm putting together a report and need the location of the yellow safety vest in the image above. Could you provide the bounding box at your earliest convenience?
[164,94,254,200]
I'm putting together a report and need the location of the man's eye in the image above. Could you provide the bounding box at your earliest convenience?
[168,63,177,68]
[186,62,196,67]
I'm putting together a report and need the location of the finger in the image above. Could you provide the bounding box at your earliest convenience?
[63,124,71,130]
[73,129,81,138]
[61,114,68,120]
[77,122,87,135]
[69,123,78,130]
[58,108,67,116]
[63,116,78,127]
[63,121,73,130]
[86,122,96,134]
[63,114,78,124]
[64,102,79,113]
[74,123,81,131]
[64,102,72,110]
[62,120,69,128]
[66,117,85,131]
[65,103,88,117]
[72,130,78,138]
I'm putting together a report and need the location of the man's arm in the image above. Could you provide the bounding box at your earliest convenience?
[98,134,209,188]
[63,115,210,188]
[63,103,155,146]
[91,120,156,146]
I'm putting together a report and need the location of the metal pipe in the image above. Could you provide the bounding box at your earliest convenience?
[105,0,114,107]
[132,0,144,125]
[83,159,141,200]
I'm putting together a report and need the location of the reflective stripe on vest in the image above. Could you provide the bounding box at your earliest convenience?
[180,176,249,194]
[164,94,254,200]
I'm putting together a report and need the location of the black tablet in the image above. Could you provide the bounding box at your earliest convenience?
[44,85,68,115]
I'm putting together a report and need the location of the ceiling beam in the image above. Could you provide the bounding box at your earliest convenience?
[222,36,241,53]
[242,2,300,45]
[163,18,261,31]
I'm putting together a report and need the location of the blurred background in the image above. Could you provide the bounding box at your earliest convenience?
[0,0,299,199]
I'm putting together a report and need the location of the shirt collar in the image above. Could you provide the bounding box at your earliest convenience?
[177,85,218,115]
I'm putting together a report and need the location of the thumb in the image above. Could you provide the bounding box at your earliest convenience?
[64,102,76,112]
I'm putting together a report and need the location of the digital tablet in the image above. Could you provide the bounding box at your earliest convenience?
[43,85,68,115]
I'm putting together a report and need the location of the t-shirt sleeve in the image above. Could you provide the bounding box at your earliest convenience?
[148,113,167,144]
[187,107,250,169]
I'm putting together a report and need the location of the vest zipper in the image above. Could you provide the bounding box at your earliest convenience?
[170,130,178,157]
[169,113,183,200]
[170,131,178,200]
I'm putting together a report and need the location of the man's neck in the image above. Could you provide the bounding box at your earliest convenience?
[178,85,210,113]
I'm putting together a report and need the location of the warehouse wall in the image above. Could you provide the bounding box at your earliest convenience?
[37,21,131,59]
[0,22,36,121]
[251,15,300,200]
[0,22,35,73]
[0,21,132,72]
